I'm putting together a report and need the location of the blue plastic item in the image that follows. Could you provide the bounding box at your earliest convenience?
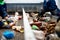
[3,30,15,39]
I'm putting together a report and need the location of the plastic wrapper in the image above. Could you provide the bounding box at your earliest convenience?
[33,30,45,40]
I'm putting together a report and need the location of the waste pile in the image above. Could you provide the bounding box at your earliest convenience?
[0,12,23,33]
[27,12,59,40]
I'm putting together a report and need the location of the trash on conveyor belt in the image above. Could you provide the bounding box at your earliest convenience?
[27,12,60,40]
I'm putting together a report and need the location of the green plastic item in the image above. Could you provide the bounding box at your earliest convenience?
[0,0,4,5]
[32,25,39,30]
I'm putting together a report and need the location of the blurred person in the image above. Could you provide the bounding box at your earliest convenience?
[38,0,60,23]
[0,0,8,19]
[0,0,8,27]
[0,0,15,28]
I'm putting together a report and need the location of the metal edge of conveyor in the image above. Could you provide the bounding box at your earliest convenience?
[22,8,36,40]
